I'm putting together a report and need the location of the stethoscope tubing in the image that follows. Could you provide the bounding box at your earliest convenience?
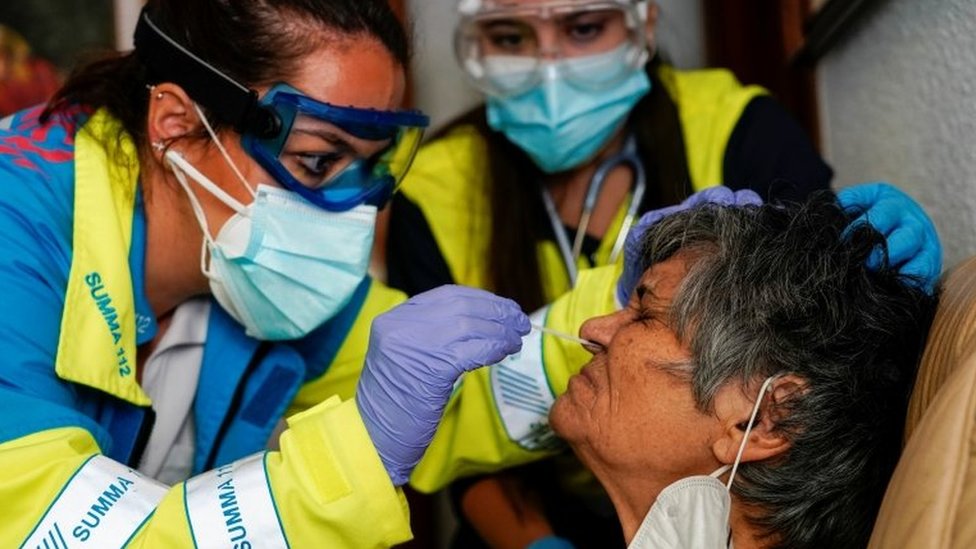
[543,135,647,287]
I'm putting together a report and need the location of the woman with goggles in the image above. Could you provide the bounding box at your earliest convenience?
[0,0,541,547]
[386,1,942,547]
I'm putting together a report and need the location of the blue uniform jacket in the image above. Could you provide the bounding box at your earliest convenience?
[0,106,370,473]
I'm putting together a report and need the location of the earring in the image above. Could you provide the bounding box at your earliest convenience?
[156,92,164,100]
[151,141,165,152]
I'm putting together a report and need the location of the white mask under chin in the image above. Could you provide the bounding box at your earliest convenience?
[628,466,731,549]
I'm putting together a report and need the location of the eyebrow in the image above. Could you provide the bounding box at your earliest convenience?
[290,128,384,157]
[635,281,679,326]
[635,282,657,302]
[480,19,528,32]
[293,127,351,146]
[558,10,613,24]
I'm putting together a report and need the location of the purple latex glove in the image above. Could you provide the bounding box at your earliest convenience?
[616,186,763,305]
[357,285,530,485]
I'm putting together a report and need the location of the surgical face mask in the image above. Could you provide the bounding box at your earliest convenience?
[485,45,651,173]
[165,108,376,340]
[628,375,779,549]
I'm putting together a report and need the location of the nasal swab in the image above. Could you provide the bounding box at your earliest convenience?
[531,323,596,347]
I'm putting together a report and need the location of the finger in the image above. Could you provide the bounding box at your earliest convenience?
[865,245,885,271]
[732,189,763,206]
[468,298,530,334]
[836,182,885,209]
[451,338,524,372]
[407,287,527,326]
[408,284,498,306]
[626,206,684,257]
[437,291,528,326]
[883,225,924,267]
[845,207,899,240]
[685,186,734,207]
[450,314,527,346]
[898,247,942,290]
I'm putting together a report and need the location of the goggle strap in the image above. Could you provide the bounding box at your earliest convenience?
[193,103,256,199]
[134,8,280,138]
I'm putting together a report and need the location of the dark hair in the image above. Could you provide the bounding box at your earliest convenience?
[40,0,409,148]
[639,194,937,548]
[430,57,692,311]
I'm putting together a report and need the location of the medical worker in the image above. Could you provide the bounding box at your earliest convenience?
[385,0,943,547]
[0,1,534,546]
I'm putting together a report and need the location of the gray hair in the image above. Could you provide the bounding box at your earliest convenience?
[639,194,936,549]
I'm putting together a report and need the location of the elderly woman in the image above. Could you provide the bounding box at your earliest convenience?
[550,197,936,548]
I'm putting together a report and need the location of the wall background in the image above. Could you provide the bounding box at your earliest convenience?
[818,0,976,270]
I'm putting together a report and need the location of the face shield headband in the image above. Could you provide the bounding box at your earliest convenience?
[455,0,650,96]
[133,8,430,211]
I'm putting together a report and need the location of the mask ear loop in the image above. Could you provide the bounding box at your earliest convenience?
[726,374,779,490]
[165,150,246,278]
[193,103,256,199]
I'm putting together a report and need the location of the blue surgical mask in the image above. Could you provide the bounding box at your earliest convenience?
[485,46,651,174]
[165,110,375,340]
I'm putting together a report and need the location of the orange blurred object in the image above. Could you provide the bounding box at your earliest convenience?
[0,25,61,117]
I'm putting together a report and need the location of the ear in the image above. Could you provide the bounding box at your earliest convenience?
[711,375,807,465]
[644,2,659,52]
[146,83,203,162]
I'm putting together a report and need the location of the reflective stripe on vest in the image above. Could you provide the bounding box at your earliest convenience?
[20,455,167,548]
[184,452,289,549]
[490,307,561,452]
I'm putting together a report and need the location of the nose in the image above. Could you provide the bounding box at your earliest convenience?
[534,20,560,59]
[579,310,627,349]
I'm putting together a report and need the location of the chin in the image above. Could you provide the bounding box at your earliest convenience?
[549,394,579,442]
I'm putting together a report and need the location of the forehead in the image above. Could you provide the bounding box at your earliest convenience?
[281,36,405,111]
[637,253,694,300]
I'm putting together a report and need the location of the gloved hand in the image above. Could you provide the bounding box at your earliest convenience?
[526,535,576,549]
[617,186,763,305]
[837,182,942,293]
[357,285,530,485]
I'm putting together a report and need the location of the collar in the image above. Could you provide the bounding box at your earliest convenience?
[54,109,152,406]
[131,187,158,345]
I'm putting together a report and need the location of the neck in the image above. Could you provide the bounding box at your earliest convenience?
[544,129,633,231]
[546,129,628,197]
[141,161,211,319]
[575,452,670,542]
[601,471,774,549]
[729,500,775,549]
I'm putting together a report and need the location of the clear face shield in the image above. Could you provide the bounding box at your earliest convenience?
[455,0,649,97]
[241,84,428,211]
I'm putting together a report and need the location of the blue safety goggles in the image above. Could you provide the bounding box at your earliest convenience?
[242,84,429,211]
[134,8,429,212]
